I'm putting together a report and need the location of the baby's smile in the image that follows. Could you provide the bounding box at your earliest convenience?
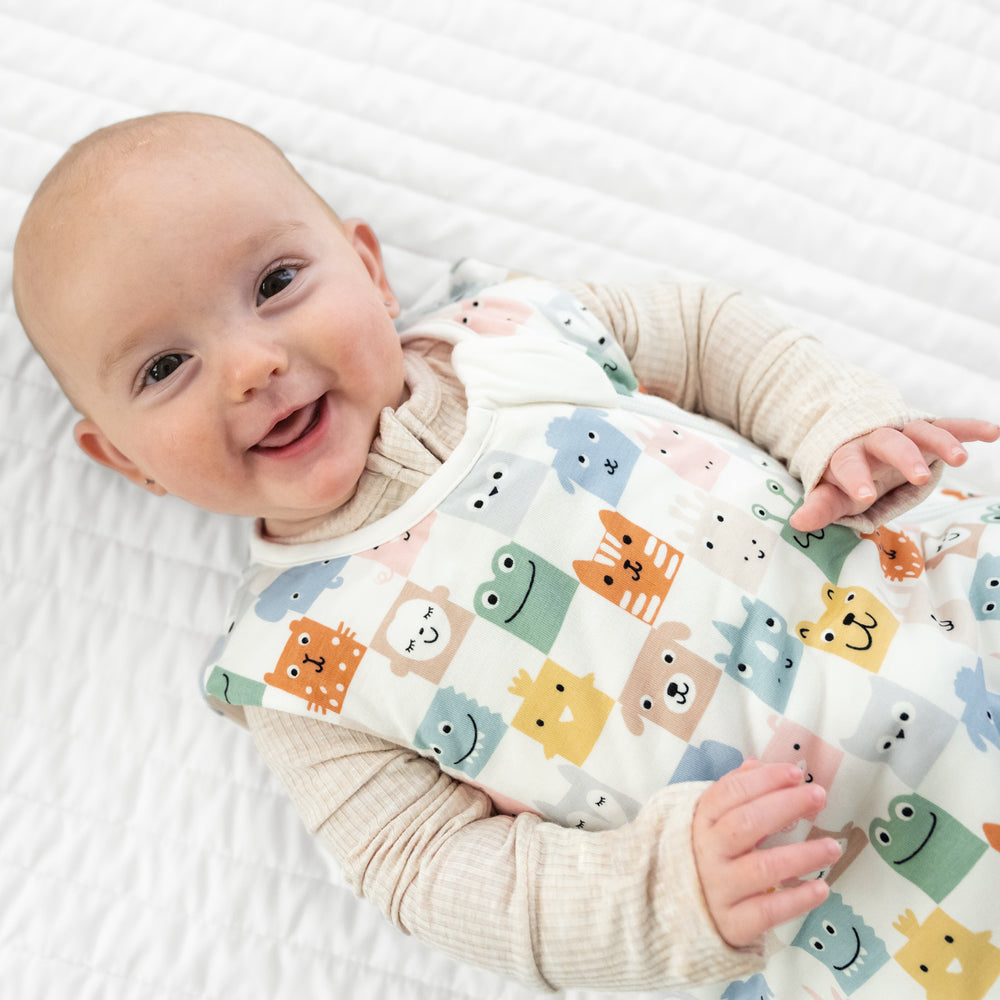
[253,396,326,452]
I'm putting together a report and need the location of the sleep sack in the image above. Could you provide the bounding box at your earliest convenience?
[204,264,1000,999]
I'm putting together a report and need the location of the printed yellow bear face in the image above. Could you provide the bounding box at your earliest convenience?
[796,584,899,673]
[509,659,613,766]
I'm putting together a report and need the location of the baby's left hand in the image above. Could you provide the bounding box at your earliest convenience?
[791,418,1000,533]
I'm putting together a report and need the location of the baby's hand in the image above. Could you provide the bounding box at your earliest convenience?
[692,760,840,949]
[791,418,1000,533]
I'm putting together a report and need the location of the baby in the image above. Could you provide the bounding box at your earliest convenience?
[13,112,1000,997]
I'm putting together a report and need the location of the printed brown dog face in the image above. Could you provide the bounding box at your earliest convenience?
[618,620,720,739]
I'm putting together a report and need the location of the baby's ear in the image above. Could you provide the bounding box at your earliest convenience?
[73,419,166,494]
[344,218,399,317]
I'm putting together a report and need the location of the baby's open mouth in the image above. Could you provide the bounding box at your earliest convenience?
[254,399,324,452]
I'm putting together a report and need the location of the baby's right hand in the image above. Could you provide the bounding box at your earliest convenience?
[692,760,841,949]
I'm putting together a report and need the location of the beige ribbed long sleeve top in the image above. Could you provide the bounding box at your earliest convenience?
[241,280,934,993]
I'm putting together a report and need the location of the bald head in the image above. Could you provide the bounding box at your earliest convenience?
[12,112,332,408]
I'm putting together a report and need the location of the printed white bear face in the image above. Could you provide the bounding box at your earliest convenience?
[385,599,452,661]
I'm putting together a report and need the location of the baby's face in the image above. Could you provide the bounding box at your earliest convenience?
[33,129,406,535]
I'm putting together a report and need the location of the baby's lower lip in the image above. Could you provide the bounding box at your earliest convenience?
[253,398,328,457]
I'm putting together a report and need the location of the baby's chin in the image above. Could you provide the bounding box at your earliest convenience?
[257,485,361,539]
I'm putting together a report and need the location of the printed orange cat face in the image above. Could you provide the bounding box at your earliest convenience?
[264,617,366,714]
[574,510,683,624]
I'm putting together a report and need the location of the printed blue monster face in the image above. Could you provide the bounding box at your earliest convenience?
[955,659,1000,752]
[720,973,774,1000]
[713,597,802,713]
[869,793,987,903]
[254,557,349,622]
[475,542,577,654]
[668,739,743,785]
[413,687,507,779]
[545,409,640,505]
[970,553,1000,621]
[791,891,889,992]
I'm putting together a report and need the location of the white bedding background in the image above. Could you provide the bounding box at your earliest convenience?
[2,2,999,998]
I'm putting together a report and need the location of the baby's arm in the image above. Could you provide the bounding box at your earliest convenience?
[244,705,766,992]
[570,281,989,529]
[790,418,1000,532]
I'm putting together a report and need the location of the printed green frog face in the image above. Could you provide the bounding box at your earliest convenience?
[474,542,578,655]
[869,793,987,903]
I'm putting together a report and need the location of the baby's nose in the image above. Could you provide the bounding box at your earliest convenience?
[226,338,288,399]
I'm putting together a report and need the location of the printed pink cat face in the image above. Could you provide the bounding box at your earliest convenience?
[761,715,843,792]
[641,420,729,491]
[445,296,534,336]
[358,513,436,579]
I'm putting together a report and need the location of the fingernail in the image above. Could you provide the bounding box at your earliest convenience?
[809,785,826,807]
[826,838,843,858]
[857,486,875,501]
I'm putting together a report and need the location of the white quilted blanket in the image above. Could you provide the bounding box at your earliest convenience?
[2,2,998,998]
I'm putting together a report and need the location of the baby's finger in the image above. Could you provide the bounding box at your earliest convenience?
[906,418,1000,466]
[790,483,856,532]
[924,418,1000,446]
[718,878,830,947]
[695,763,804,830]
[902,419,969,466]
[725,837,842,905]
[857,427,930,486]
[711,782,827,859]
[824,439,879,503]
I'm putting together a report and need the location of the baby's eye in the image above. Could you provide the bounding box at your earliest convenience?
[258,266,298,304]
[144,353,189,386]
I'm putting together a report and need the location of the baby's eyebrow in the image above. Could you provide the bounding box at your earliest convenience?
[236,220,307,261]
[100,327,154,389]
